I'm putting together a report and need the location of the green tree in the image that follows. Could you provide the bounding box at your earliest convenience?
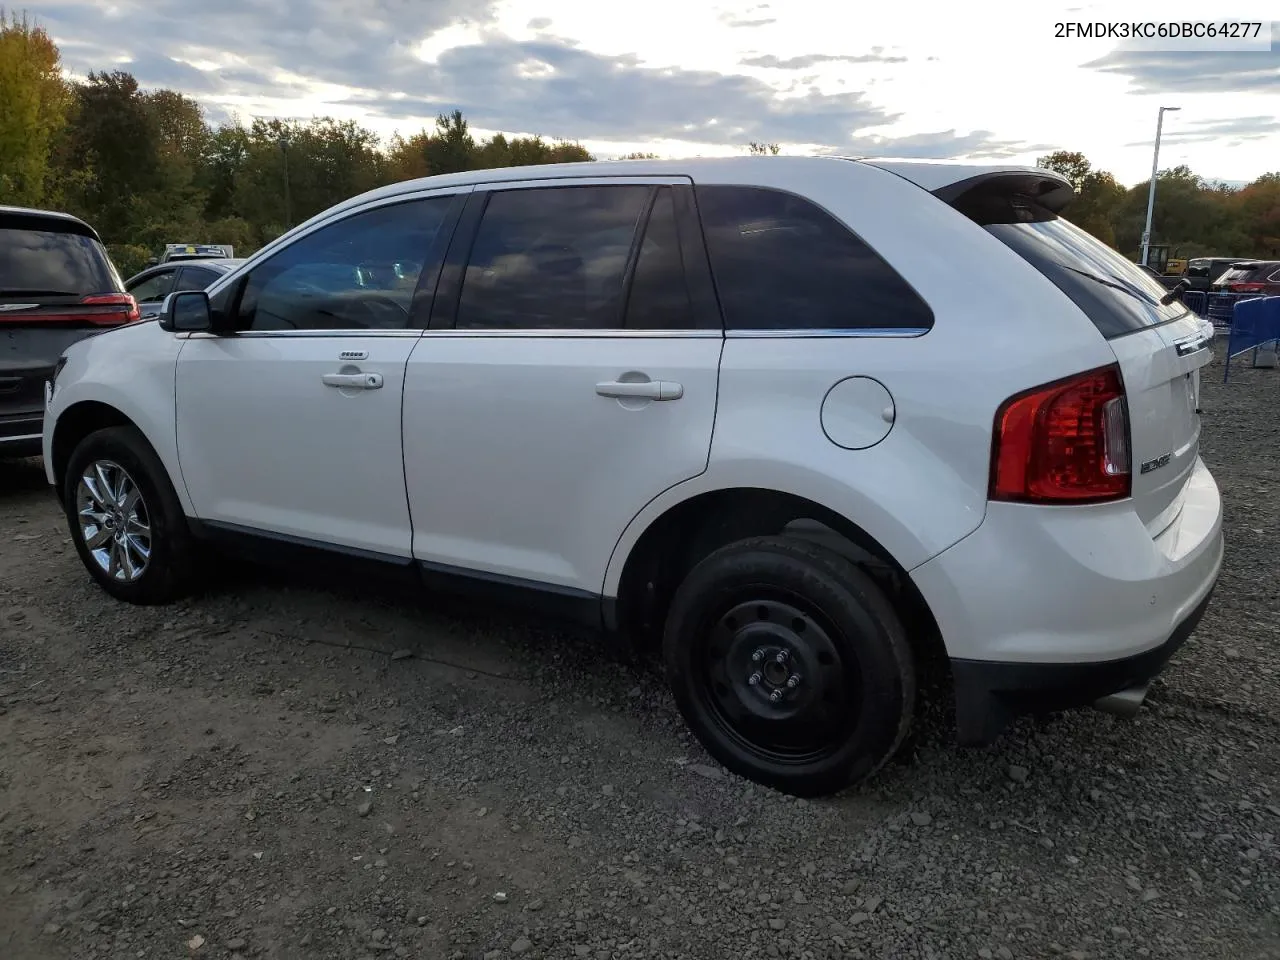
[422,109,476,176]
[1036,150,1092,189]
[747,141,781,156]
[230,117,385,243]
[1034,151,1126,247]
[1234,173,1280,257]
[0,9,72,205]
[60,70,164,243]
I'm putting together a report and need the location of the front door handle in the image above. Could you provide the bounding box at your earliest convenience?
[595,379,683,401]
[322,372,383,390]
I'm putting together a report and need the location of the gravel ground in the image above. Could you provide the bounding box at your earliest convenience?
[2,359,1279,960]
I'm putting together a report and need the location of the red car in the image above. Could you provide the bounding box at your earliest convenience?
[1210,260,1280,296]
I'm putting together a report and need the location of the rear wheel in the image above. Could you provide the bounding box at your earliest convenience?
[663,536,915,797]
[64,426,197,604]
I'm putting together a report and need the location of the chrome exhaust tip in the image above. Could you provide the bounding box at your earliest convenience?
[1093,684,1149,719]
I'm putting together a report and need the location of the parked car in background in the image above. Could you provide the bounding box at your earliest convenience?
[1209,260,1280,296]
[124,259,245,321]
[156,243,235,264]
[1184,257,1250,292]
[0,205,137,458]
[41,157,1223,796]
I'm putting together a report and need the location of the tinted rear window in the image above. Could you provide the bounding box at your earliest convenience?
[695,185,933,331]
[954,190,1187,339]
[0,227,120,295]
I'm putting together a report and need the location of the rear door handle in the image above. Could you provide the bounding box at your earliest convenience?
[595,380,683,401]
[322,372,383,390]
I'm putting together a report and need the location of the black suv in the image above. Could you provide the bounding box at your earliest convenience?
[0,206,137,458]
[1183,257,1251,293]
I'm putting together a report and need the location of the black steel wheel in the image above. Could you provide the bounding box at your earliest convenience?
[664,536,915,796]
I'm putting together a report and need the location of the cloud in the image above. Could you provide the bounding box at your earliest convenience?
[32,0,1054,160]
[720,4,775,27]
[1122,116,1280,149]
[39,0,498,92]
[527,17,552,30]
[334,37,898,145]
[823,131,1056,161]
[741,51,908,68]
[1083,23,1280,93]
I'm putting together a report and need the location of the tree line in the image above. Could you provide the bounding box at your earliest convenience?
[1034,150,1280,264]
[1,12,605,276]
[2,11,1276,281]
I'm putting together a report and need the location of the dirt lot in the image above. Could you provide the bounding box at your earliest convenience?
[2,361,1279,960]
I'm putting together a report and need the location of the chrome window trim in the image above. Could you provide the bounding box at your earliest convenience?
[184,327,932,340]
[417,328,720,339]
[182,329,423,340]
[726,327,930,338]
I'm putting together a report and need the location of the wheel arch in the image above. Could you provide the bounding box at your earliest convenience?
[604,484,946,670]
[50,401,179,510]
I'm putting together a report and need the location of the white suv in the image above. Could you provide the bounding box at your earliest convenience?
[41,157,1223,796]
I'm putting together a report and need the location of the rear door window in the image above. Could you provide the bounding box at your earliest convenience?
[0,226,120,296]
[954,190,1188,339]
[694,185,933,332]
[456,185,650,330]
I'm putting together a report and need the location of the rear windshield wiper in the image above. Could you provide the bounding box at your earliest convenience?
[1059,266,1168,307]
[0,288,80,296]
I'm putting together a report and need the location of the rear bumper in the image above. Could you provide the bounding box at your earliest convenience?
[949,585,1215,744]
[0,411,43,457]
[911,455,1224,744]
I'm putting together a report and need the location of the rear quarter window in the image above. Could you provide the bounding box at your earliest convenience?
[0,226,120,294]
[694,185,933,332]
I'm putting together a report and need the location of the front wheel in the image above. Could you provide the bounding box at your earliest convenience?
[663,536,916,797]
[64,425,197,605]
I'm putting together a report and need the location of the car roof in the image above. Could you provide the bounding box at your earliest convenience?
[0,204,101,241]
[127,258,243,284]
[300,155,1071,228]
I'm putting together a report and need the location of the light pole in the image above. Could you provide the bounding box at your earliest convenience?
[1140,105,1180,267]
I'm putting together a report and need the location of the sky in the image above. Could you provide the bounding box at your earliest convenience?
[33,0,1280,187]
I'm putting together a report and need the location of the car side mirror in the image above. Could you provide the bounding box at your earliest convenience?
[159,290,213,333]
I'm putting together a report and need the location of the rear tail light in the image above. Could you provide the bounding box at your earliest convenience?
[1227,282,1266,294]
[990,364,1130,504]
[0,292,140,326]
[80,293,141,324]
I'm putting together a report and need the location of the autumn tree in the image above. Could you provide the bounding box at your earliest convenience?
[0,9,72,205]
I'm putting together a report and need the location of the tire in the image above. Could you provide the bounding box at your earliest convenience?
[63,425,197,604]
[663,535,916,797]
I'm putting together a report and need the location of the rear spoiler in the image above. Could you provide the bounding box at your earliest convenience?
[930,171,1076,214]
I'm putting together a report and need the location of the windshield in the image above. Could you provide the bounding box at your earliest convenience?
[958,195,1189,339]
[0,227,121,296]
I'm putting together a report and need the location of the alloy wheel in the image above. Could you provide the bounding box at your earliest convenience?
[76,459,152,582]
